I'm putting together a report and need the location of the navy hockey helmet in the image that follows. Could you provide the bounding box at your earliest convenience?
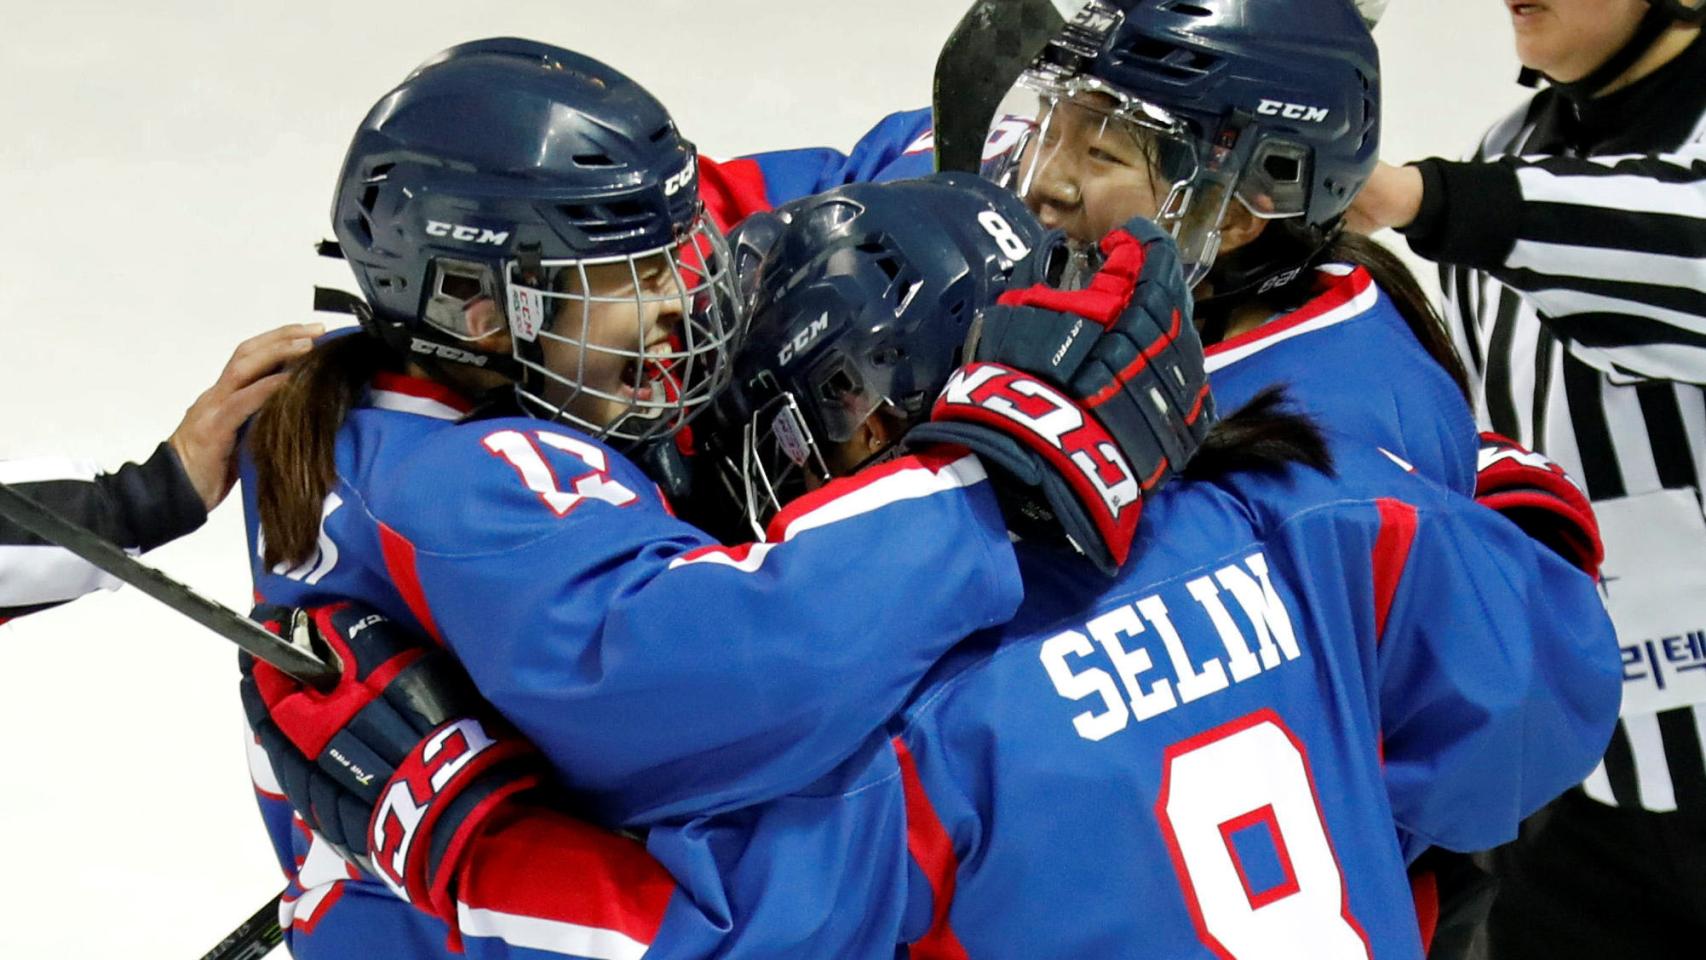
[985,0,1379,296]
[715,173,1043,534]
[331,37,740,444]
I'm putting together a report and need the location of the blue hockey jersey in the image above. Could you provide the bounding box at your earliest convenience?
[368,434,1619,960]
[633,435,1619,960]
[1205,264,1479,498]
[236,370,1025,952]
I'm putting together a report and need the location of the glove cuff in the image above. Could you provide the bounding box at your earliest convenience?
[927,362,1146,567]
[367,718,538,911]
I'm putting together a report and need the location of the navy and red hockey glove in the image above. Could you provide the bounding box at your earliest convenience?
[1475,431,1603,577]
[239,602,544,923]
[907,218,1215,573]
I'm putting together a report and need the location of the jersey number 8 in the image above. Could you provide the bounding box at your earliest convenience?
[1158,710,1372,959]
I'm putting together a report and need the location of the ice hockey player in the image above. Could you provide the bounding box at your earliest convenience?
[699,0,1603,568]
[232,37,1209,954]
[244,173,1619,959]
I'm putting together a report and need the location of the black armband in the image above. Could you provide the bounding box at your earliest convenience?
[96,443,208,552]
[1400,158,1523,272]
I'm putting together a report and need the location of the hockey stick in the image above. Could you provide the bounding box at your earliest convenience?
[0,480,335,683]
[196,894,284,960]
[931,0,1090,173]
[0,486,318,958]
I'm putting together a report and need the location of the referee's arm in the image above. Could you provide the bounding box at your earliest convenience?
[0,447,207,624]
[0,322,318,623]
[1402,147,1706,384]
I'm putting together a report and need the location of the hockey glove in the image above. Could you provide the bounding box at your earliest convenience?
[1475,432,1603,577]
[907,218,1215,573]
[240,602,544,923]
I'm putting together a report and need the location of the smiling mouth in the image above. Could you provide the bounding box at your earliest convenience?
[620,351,679,405]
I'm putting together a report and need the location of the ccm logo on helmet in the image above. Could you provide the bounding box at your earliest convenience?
[664,156,698,197]
[425,220,511,245]
[1257,99,1330,123]
[411,338,490,367]
[777,312,831,366]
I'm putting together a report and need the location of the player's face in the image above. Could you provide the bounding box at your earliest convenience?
[1505,0,1650,82]
[538,253,686,429]
[1016,95,1178,247]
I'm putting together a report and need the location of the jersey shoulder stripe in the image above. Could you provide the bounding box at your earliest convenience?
[1205,266,1379,373]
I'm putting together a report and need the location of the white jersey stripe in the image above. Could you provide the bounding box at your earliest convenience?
[456,904,650,960]
[778,453,987,542]
[667,543,777,572]
[1580,761,1617,805]
[1568,340,1706,385]
[1602,382,1663,495]
[1527,290,1706,339]
[1204,277,1380,373]
[1681,385,1706,497]
[1507,240,1706,291]
[668,454,987,575]
[369,389,467,421]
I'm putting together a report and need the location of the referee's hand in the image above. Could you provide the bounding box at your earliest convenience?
[168,323,323,511]
[1346,161,1425,235]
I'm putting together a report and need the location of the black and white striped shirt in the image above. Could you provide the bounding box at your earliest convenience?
[1405,36,1706,814]
[0,443,205,623]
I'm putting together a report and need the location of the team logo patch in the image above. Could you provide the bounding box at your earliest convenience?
[508,285,546,342]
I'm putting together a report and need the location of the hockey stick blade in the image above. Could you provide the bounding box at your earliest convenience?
[932,0,1088,173]
[197,893,284,960]
[0,481,335,685]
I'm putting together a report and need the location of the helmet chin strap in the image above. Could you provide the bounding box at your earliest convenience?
[1191,218,1337,344]
[1518,3,1677,97]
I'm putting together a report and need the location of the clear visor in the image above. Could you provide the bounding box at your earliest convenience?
[984,71,1295,288]
[503,219,742,443]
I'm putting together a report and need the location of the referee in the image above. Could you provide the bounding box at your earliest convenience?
[0,324,317,623]
[1352,0,1706,954]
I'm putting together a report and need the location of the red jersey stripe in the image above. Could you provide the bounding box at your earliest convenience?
[377,522,445,646]
[696,156,774,231]
[456,810,675,951]
[894,737,971,960]
[1371,498,1420,644]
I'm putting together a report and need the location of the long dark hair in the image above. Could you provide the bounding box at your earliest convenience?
[250,334,390,568]
[1185,387,1334,482]
[1250,230,1471,402]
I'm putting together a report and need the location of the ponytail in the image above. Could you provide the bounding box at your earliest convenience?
[250,334,390,568]
[1324,231,1470,402]
[1184,387,1334,482]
